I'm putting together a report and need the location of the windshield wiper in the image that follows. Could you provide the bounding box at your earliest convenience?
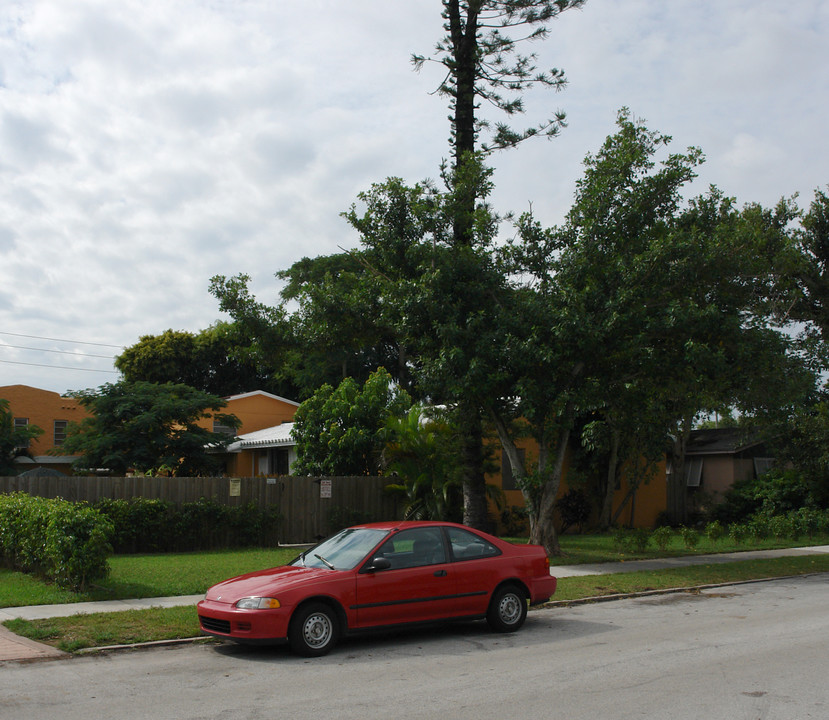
[314,553,336,570]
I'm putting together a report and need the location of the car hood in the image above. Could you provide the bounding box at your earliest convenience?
[205,565,340,604]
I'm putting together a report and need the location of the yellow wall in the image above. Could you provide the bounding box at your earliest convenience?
[198,390,298,435]
[1,384,91,472]
[487,436,667,531]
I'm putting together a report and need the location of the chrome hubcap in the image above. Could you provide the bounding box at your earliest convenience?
[499,593,521,625]
[303,612,333,648]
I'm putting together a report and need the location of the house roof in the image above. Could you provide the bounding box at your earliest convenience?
[225,422,296,452]
[224,390,299,407]
[685,428,767,456]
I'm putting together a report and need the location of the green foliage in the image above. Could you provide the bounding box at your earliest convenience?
[62,380,240,476]
[714,468,827,525]
[383,405,463,522]
[0,493,113,590]
[327,506,377,534]
[679,526,701,550]
[556,488,591,533]
[729,523,751,545]
[93,497,280,553]
[413,1,583,156]
[651,526,673,552]
[291,368,412,476]
[116,323,295,398]
[613,527,651,554]
[705,520,726,544]
[0,399,44,475]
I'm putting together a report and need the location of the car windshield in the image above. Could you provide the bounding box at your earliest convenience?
[292,527,389,571]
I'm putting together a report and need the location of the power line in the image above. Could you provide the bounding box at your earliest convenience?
[1,344,115,360]
[0,359,119,374]
[0,331,124,349]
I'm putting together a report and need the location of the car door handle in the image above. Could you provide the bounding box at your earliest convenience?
[434,569,447,577]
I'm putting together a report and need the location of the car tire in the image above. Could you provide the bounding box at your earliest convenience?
[486,584,528,633]
[289,602,339,657]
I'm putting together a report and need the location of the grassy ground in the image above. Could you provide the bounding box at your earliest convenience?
[6,553,829,653]
[3,533,828,653]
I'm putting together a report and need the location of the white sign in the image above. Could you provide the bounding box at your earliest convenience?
[320,479,332,498]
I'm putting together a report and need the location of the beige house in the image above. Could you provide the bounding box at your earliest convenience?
[682,428,775,506]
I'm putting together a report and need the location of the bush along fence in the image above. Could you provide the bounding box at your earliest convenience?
[94,497,280,553]
[0,492,113,591]
[0,475,400,545]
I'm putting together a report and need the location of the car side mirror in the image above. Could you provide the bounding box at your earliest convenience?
[367,556,391,572]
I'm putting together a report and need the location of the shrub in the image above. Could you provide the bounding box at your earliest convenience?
[705,520,725,544]
[0,492,113,590]
[679,526,700,550]
[613,527,650,554]
[728,523,750,545]
[93,496,280,553]
[651,526,673,552]
[747,517,769,544]
[557,489,591,534]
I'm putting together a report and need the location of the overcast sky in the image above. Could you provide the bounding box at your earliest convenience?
[2,0,828,395]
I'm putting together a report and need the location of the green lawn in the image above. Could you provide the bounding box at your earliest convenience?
[0,546,302,608]
[3,533,828,609]
[6,553,829,654]
[3,532,829,654]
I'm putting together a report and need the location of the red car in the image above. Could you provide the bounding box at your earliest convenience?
[197,520,556,656]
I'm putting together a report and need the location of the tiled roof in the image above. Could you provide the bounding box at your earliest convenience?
[226,422,295,451]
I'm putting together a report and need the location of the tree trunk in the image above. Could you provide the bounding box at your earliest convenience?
[459,406,489,531]
[598,426,621,530]
[666,419,693,525]
[493,409,568,556]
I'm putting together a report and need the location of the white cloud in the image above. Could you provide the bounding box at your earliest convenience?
[1,0,828,393]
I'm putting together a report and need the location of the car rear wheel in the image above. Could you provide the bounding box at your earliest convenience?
[289,602,339,657]
[486,584,527,633]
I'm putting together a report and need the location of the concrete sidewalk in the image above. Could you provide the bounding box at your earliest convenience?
[2,545,828,663]
[550,544,829,577]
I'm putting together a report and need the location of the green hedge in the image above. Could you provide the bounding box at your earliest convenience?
[93,497,281,553]
[0,493,113,590]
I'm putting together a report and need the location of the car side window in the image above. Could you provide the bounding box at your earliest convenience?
[375,527,447,569]
[447,527,500,561]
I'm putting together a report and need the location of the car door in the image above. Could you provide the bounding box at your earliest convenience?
[444,525,503,616]
[353,526,456,629]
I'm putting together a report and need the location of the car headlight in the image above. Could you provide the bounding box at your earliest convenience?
[235,597,281,610]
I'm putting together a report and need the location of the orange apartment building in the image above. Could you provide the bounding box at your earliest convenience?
[1,385,299,477]
[1,384,92,475]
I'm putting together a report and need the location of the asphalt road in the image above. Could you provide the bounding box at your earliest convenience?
[1,574,827,720]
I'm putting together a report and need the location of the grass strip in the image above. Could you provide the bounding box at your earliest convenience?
[551,554,829,601]
[5,555,828,653]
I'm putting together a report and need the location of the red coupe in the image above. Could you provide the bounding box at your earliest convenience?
[197,520,556,656]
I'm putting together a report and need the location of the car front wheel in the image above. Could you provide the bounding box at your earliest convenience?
[289,602,339,657]
[486,584,527,633]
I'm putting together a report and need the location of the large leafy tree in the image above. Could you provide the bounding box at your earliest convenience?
[290,368,412,476]
[492,109,814,550]
[62,381,240,476]
[116,323,296,398]
[0,399,43,475]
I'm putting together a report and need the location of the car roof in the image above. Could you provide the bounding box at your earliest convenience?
[352,520,475,532]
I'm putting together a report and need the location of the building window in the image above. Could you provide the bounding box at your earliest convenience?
[685,458,703,487]
[54,420,68,446]
[213,420,236,435]
[14,418,29,449]
[754,458,775,477]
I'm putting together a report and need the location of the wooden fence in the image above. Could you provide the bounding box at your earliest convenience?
[0,475,400,545]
